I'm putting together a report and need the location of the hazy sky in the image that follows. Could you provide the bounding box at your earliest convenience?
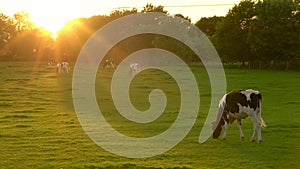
[0,0,242,35]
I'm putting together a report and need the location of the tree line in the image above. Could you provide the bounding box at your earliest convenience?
[0,1,299,69]
[209,0,299,69]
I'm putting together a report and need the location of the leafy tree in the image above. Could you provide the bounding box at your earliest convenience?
[55,4,170,62]
[110,8,138,18]
[195,16,224,36]
[0,13,15,59]
[213,0,255,64]
[214,0,300,69]
[0,14,15,45]
[0,11,54,61]
[8,28,53,61]
[174,14,191,22]
[248,0,300,66]
[13,11,35,31]
[141,3,168,13]
[55,18,89,62]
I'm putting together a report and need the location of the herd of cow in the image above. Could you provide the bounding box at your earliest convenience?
[49,61,267,143]
[52,60,140,76]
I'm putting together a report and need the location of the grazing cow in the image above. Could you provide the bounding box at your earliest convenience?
[103,59,115,70]
[129,63,140,75]
[48,60,54,66]
[56,62,70,74]
[212,89,266,143]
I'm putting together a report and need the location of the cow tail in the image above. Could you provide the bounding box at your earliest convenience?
[213,94,226,129]
[258,98,267,128]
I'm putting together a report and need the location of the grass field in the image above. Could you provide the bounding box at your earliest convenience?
[0,61,299,169]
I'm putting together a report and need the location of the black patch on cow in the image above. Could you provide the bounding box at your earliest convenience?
[225,90,261,113]
[250,92,261,109]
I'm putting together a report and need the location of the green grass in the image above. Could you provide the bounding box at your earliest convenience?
[0,62,299,168]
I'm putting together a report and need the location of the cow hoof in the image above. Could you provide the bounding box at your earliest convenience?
[240,136,244,140]
[257,140,262,144]
[222,138,226,141]
[250,139,256,142]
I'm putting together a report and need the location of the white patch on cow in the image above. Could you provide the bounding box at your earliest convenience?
[238,103,255,118]
[229,111,248,119]
[240,89,259,101]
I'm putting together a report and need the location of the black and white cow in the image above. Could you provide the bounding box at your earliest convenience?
[129,63,140,75]
[104,59,115,70]
[56,62,70,74]
[212,89,267,143]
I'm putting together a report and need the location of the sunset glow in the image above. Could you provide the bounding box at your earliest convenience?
[0,0,241,38]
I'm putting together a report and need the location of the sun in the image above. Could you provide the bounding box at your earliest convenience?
[26,1,111,39]
[28,5,83,39]
[31,16,68,38]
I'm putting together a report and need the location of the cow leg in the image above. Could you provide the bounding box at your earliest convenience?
[250,116,262,143]
[222,120,228,140]
[255,116,262,143]
[237,119,244,140]
[257,125,262,143]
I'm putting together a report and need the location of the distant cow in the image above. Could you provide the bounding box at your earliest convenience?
[212,89,266,143]
[56,62,70,74]
[129,63,140,75]
[103,59,115,70]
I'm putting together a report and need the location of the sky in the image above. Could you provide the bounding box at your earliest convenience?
[0,0,242,36]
